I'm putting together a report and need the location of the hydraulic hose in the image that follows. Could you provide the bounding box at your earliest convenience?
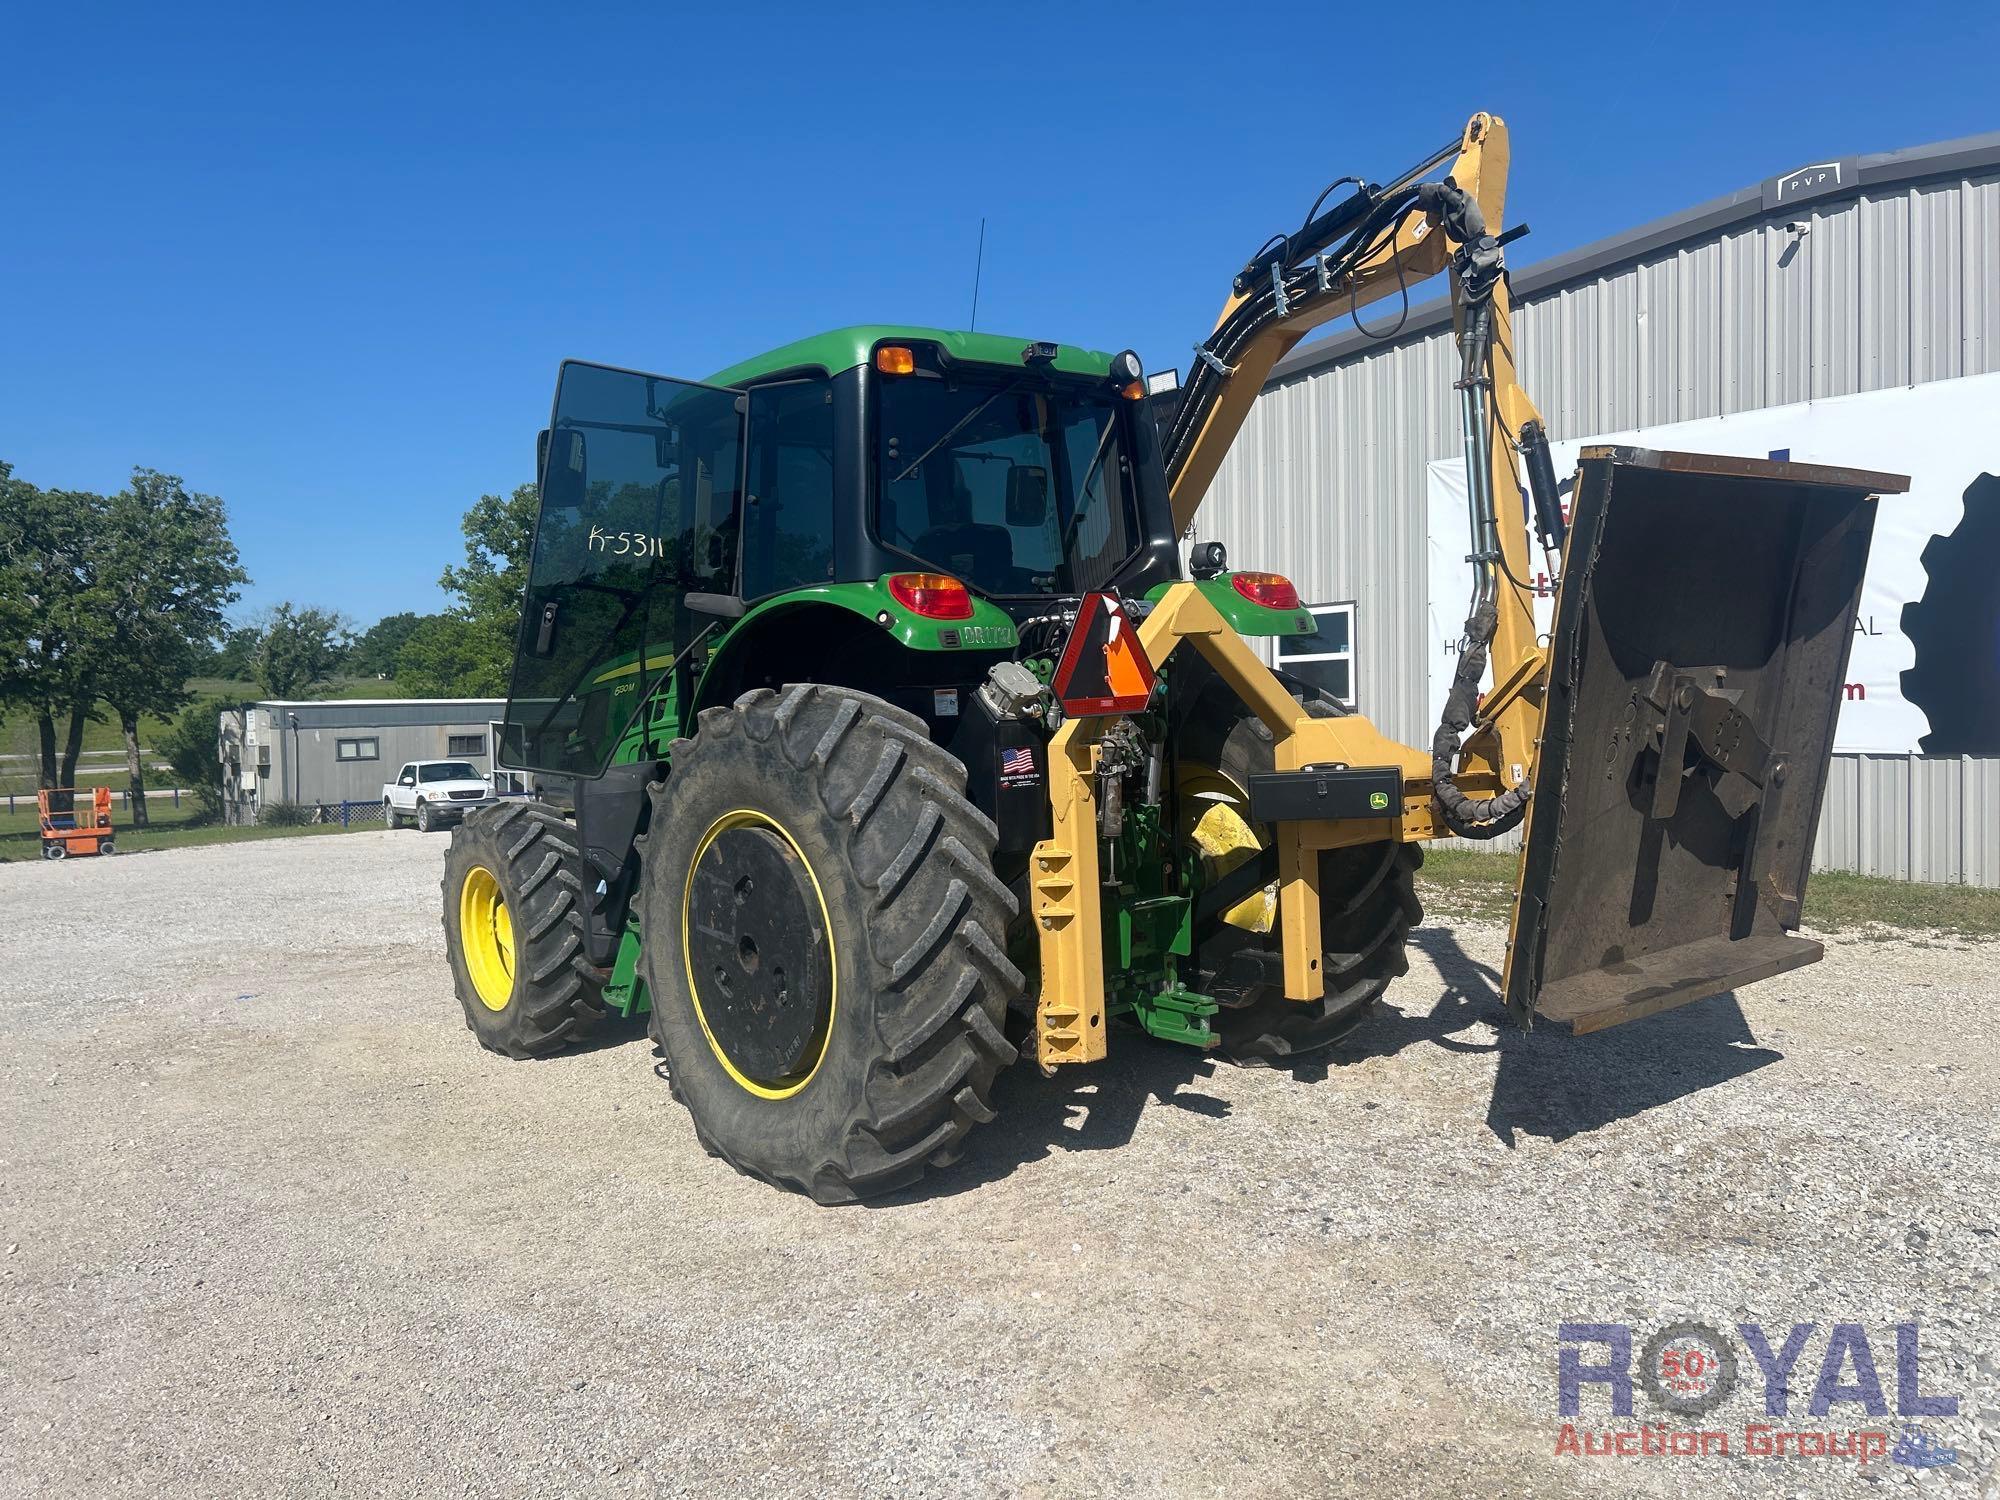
[1430,599,1530,838]
[1166,152,1533,840]
[1429,206,1530,840]
[1166,186,1426,483]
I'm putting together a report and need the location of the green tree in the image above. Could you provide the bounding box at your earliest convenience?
[95,470,246,825]
[393,613,508,697]
[347,610,429,679]
[0,463,112,788]
[158,697,227,819]
[208,622,261,681]
[253,603,352,699]
[397,480,535,698]
[440,482,537,637]
[0,464,30,720]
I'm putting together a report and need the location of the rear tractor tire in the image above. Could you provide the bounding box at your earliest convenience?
[1178,678,1423,1066]
[639,684,1022,1204]
[441,801,608,1058]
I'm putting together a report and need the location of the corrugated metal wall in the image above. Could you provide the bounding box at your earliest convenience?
[1197,164,2000,886]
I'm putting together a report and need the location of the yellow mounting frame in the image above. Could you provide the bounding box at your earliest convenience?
[1031,584,1435,1066]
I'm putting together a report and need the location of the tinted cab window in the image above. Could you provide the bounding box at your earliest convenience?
[740,379,836,598]
[502,362,742,776]
[875,371,1141,598]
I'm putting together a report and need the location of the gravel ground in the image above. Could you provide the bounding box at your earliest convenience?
[1,831,1994,1499]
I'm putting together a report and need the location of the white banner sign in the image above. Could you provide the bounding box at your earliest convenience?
[1426,371,2000,755]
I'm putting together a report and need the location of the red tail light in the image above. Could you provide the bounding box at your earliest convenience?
[1230,571,1300,611]
[887,572,974,620]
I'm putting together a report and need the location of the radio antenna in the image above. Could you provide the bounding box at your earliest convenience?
[969,217,987,331]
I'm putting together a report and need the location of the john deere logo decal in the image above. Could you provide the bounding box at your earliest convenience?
[1368,791,1390,811]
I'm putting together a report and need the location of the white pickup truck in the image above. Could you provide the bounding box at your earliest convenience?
[383,759,495,833]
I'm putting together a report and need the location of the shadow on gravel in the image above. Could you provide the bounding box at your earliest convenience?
[1400,926,1784,1148]
[873,1039,1230,1204]
[572,1009,654,1055]
[873,924,1787,1203]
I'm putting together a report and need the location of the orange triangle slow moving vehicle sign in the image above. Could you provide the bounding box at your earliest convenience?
[1051,592,1157,717]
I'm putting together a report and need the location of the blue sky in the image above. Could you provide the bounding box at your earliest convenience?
[5,2,1996,628]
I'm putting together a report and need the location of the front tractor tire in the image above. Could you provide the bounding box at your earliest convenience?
[640,684,1022,1204]
[441,802,608,1058]
[1179,678,1424,1066]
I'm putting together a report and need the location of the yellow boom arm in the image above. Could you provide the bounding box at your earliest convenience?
[1168,111,1548,795]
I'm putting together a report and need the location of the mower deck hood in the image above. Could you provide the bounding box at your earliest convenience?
[1502,447,1908,1033]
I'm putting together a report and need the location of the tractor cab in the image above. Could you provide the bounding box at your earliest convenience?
[499,329,1184,783]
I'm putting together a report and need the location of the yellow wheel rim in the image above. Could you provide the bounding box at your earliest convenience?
[459,865,516,1012]
[680,809,838,1100]
[1179,766,1276,934]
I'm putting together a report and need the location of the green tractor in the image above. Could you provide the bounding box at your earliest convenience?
[443,327,1415,1200]
[443,116,1895,1201]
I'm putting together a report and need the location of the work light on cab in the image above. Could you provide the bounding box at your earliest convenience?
[1110,349,1145,400]
[887,572,974,620]
[1230,571,1300,610]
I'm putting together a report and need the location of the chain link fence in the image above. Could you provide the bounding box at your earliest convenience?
[258,799,391,829]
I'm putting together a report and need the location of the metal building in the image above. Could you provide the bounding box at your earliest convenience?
[1196,129,2000,886]
[217,699,511,824]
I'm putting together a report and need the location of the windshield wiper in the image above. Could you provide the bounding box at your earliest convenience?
[1059,407,1122,559]
[891,376,1027,486]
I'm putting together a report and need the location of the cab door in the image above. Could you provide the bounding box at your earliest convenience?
[501,362,742,777]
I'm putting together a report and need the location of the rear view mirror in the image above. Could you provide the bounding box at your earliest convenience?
[540,428,587,510]
[1006,465,1049,527]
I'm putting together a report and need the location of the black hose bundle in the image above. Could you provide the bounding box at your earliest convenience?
[1162,139,1531,843]
[1431,601,1530,838]
[1163,134,1469,493]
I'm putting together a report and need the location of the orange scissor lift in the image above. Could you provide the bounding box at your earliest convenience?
[38,787,115,860]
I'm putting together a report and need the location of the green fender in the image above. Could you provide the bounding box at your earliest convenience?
[1145,575,1316,638]
[691,578,1020,716]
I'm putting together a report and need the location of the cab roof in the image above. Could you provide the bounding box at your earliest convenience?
[706,325,1117,388]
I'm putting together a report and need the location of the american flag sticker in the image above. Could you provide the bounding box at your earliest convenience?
[1001,746,1037,777]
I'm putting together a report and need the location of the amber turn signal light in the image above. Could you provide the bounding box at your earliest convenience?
[886,572,974,620]
[875,346,916,375]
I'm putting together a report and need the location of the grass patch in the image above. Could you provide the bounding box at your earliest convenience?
[1415,848,1520,925]
[1795,870,2000,938]
[0,813,371,863]
[0,765,179,798]
[1415,846,2000,938]
[0,798,206,842]
[184,676,260,700]
[0,714,175,781]
[185,676,409,701]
